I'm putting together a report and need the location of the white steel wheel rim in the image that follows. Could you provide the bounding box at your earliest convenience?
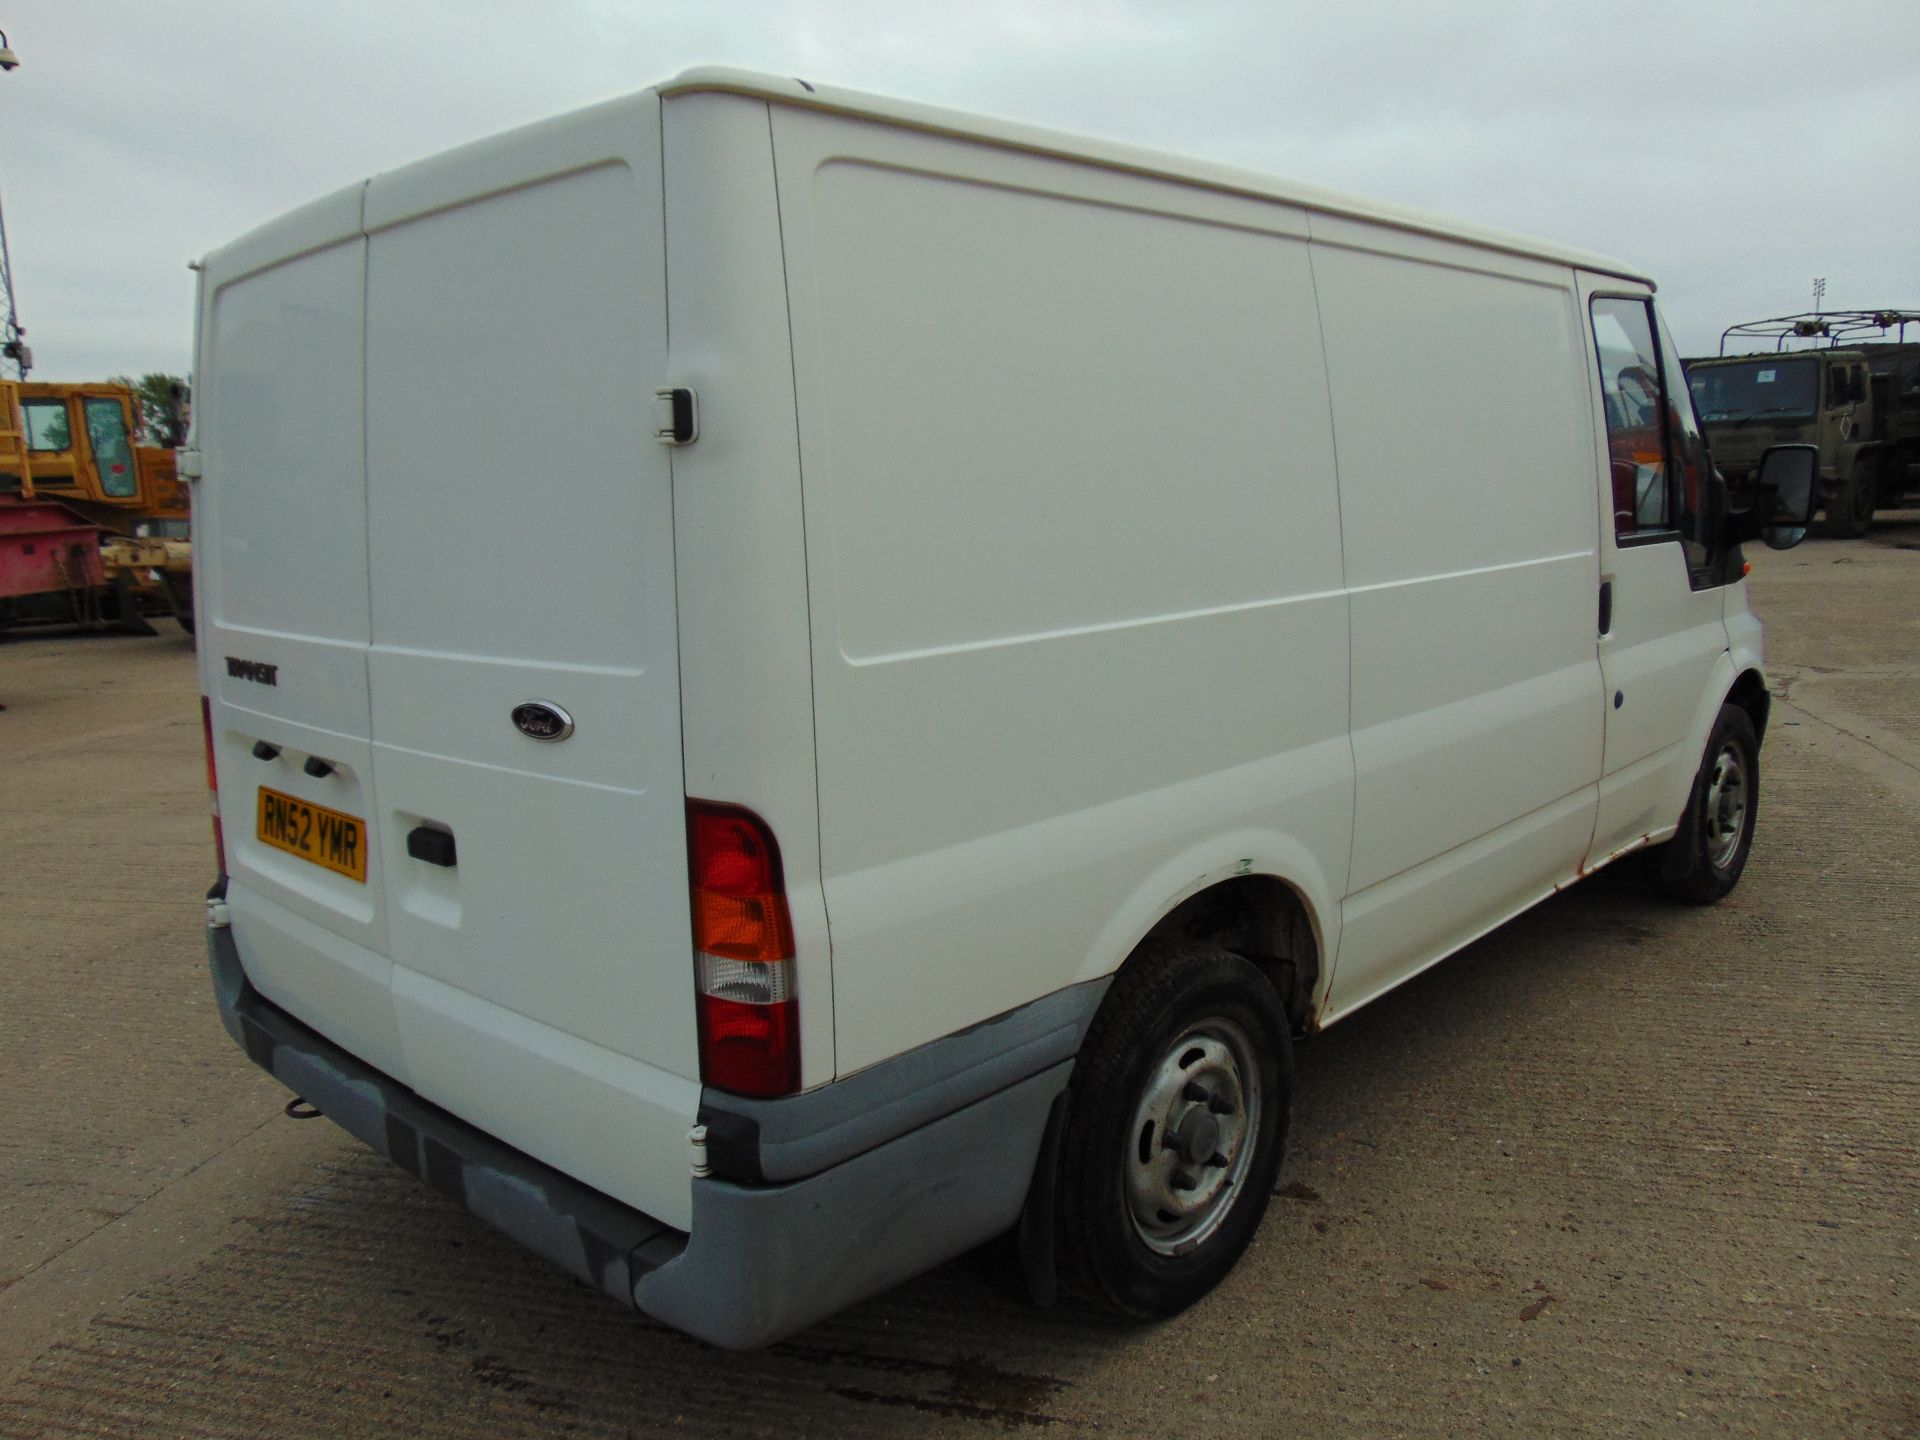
[1123,1017,1262,1256]
[1704,741,1750,870]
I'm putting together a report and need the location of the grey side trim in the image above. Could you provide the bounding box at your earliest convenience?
[641,1060,1071,1349]
[701,976,1109,1183]
[207,926,678,1306]
[208,925,1078,1350]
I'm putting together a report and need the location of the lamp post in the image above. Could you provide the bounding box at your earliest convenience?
[0,26,29,379]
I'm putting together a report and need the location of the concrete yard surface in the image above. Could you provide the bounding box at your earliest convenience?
[1,524,1917,1437]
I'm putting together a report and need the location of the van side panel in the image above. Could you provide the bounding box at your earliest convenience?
[771,112,1352,1074]
[661,94,837,1086]
[1310,222,1605,1017]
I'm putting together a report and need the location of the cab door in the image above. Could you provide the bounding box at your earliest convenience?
[1580,276,1731,863]
[80,395,140,499]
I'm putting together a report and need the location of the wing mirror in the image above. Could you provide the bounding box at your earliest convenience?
[1753,444,1819,550]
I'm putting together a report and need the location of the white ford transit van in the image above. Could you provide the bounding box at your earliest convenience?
[192,69,1818,1348]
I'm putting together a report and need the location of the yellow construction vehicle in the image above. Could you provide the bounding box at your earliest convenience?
[0,378,192,633]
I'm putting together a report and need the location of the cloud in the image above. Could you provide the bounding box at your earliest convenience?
[0,0,1914,376]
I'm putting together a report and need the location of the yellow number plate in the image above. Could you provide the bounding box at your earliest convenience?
[256,786,367,883]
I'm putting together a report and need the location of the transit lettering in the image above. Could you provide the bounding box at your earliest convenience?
[225,656,279,686]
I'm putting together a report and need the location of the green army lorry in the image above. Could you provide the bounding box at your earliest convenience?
[1687,310,1920,538]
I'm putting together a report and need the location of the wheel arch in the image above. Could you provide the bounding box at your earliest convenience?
[1724,666,1770,746]
[1078,840,1338,1035]
[1655,654,1767,837]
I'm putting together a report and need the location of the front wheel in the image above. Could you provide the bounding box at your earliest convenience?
[1056,941,1292,1319]
[1659,704,1759,904]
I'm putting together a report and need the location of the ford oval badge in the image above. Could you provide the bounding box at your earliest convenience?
[511,701,574,742]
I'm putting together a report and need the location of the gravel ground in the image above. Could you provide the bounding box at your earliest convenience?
[2,522,1916,1438]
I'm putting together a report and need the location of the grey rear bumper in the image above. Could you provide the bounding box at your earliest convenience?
[208,921,1096,1348]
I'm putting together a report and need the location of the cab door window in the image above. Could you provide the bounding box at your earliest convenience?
[1590,296,1712,578]
[83,398,138,498]
[1653,313,1713,577]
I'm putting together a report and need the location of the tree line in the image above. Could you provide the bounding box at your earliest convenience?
[105,372,189,447]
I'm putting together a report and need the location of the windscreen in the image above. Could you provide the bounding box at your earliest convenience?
[1688,358,1818,421]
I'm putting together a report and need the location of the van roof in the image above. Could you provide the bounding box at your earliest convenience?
[661,66,1649,286]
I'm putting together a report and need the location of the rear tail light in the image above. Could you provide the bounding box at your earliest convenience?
[201,696,227,876]
[687,800,798,1098]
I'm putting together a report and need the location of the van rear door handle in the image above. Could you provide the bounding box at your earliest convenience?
[407,826,457,868]
[1598,580,1613,636]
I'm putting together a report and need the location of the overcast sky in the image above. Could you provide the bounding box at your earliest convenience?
[2,0,1915,380]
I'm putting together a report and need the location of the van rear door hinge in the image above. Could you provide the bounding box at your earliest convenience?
[654,387,699,447]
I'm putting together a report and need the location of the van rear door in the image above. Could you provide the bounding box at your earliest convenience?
[359,100,699,1226]
[202,96,702,1228]
[197,185,402,1080]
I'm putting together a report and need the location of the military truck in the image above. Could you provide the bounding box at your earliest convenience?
[1686,310,1920,538]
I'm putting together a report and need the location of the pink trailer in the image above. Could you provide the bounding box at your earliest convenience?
[0,497,106,602]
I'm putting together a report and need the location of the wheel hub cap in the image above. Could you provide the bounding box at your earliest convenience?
[1124,1020,1261,1256]
[1704,741,1749,870]
[1172,1107,1221,1166]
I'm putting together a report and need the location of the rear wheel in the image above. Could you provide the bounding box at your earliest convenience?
[1823,459,1875,538]
[1056,941,1291,1319]
[1659,704,1759,904]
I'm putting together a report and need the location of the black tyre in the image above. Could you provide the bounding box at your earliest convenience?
[1659,704,1759,904]
[1056,941,1291,1319]
[1822,460,1874,539]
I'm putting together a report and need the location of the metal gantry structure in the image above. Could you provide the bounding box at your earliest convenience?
[0,25,26,379]
[1718,310,1920,356]
[0,184,28,379]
